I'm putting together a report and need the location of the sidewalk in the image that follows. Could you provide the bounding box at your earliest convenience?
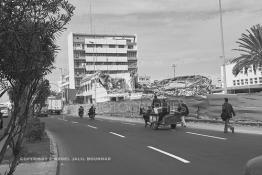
[94,115,262,135]
[0,130,58,175]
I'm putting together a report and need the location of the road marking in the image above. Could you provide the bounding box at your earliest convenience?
[87,125,97,129]
[147,146,190,163]
[64,119,68,122]
[122,122,136,126]
[57,118,63,121]
[186,132,227,140]
[109,132,125,138]
[72,121,78,124]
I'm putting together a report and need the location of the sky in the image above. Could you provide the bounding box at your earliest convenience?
[47,0,262,90]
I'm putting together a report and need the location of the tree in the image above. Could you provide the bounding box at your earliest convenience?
[32,79,51,114]
[0,1,74,174]
[231,24,262,75]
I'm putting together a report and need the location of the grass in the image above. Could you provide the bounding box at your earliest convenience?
[2,132,51,164]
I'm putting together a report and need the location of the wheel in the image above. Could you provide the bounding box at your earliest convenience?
[171,124,177,129]
[152,122,158,130]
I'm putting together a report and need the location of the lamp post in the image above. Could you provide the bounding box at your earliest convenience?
[89,41,96,104]
[218,0,227,94]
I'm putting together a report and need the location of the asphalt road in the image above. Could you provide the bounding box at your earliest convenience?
[42,115,262,175]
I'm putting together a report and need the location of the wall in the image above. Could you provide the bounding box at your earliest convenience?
[63,94,262,121]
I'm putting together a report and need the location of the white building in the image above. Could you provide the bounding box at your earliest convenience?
[221,63,262,93]
[138,75,151,85]
[68,33,138,91]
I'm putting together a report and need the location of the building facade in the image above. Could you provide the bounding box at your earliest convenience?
[221,64,262,93]
[138,75,151,85]
[68,33,138,91]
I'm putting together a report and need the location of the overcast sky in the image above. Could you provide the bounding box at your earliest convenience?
[47,0,262,90]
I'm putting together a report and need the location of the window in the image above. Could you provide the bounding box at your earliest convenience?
[254,78,258,84]
[241,79,244,85]
[240,69,243,74]
[233,80,236,86]
[259,77,262,83]
[96,44,103,48]
[128,45,133,49]
[109,45,116,48]
[236,80,240,85]
[250,78,253,84]
[118,45,125,48]
[245,79,248,85]
[86,44,94,48]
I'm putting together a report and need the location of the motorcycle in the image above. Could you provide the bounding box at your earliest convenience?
[88,106,96,120]
[78,106,84,118]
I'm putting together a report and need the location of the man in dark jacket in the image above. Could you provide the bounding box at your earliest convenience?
[222,98,235,133]
[178,100,189,127]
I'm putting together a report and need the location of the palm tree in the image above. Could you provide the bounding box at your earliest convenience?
[231,24,262,75]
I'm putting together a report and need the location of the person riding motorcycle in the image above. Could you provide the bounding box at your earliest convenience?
[88,105,96,119]
[78,106,84,118]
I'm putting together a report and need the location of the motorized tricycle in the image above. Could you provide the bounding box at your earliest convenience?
[141,98,183,130]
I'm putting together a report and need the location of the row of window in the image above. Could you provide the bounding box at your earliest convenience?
[74,52,129,58]
[232,77,262,86]
[238,67,262,74]
[73,43,134,49]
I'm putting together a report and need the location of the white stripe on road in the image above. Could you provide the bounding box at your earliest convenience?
[64,119,68,122]
[122,122,136,126]
[186,132,227,140]
[87,125,97,129]
[72,121,78,124]
[147,146,190,164]
[57,118,63,121]
[109,132,125,138]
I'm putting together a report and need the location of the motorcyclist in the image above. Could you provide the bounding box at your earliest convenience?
[88,105,96,119]
[78,106,84,118]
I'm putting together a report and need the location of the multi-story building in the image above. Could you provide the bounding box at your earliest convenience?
[68,33,138,91]
[221,63,262,93]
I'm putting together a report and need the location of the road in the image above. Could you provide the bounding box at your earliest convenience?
[42,115,262,175]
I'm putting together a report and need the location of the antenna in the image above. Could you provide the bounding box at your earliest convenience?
[172,64,176,78]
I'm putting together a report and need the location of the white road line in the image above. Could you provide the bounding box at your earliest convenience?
[87,125,97,129]
[57,118,63,121]
[64,119,68,122]
[109,132,125,138]
[122,122,136,126]
[72,121,78,124]
[147,146,190,164]
[186,132,227,140]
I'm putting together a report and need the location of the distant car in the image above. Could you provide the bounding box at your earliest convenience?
[245,155,262,175]
[0,106,9,118]
[37,107,48,117]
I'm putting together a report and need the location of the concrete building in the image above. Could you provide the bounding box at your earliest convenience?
[221,63,262,93]
[138,75,151,85]
[68,33,138,91]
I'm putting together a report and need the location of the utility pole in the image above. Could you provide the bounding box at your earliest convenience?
[172,64,176,78]
[218,0,227,94]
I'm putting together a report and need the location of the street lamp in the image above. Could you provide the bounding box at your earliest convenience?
[218,0,227,94]
[89,41,97,103]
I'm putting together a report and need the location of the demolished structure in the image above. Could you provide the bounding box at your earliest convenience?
[137,75,212,97]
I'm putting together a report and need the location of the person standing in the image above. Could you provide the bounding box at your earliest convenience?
[221,98,235,133]
[178,100,189,127]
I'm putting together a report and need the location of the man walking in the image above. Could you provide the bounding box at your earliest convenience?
[221,98,235,133]
[178,100,189,127]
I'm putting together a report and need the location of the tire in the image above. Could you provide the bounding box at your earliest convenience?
[171,124,177,129]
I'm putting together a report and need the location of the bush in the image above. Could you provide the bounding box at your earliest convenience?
[25,117,45,142]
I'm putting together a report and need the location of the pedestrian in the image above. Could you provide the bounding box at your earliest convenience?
[178,100,189,127]
[196,106,200,119]
[221,98,235,133]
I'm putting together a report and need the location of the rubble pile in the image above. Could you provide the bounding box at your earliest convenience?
[138,75,212,96]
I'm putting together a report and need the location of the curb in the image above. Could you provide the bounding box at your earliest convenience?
[46,130,59,175]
